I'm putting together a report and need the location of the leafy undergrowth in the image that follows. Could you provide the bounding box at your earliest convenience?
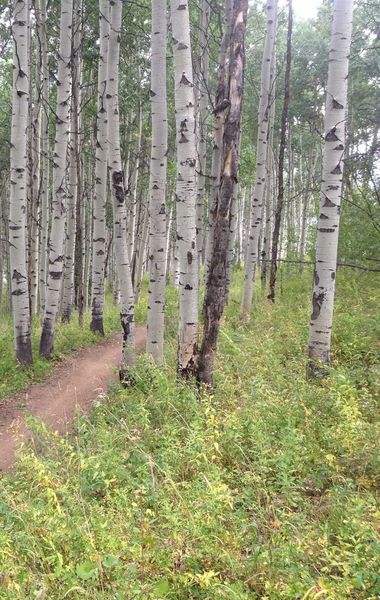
[1,270,379,599]
[0,289,147,399]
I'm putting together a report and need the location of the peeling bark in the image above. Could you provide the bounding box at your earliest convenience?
[197,0,248,388]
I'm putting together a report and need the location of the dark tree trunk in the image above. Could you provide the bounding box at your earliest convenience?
[268,0,292,303]
[197,0,248,388]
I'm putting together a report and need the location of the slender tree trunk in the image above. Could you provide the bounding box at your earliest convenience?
[61,139,77,322]
[72,0,84,327]
[261,47,277,288]
[36,0,49,314]
[240,0,277,319]
[299,150,318,264]
[40,0,73,357]
[90,0,109,335]
[9,0,33,365]
[268,0,292,303]
[307,0,354,377]
[171,0,199,377]
[128,99,142,264]
[165,205,173,283]
[108,0,136,379]
[204,0,233,276]
[133,200,149,304]
[28,32,41,318]
[195,0,211,267]
[146,0,168,363]
[197,0,248,388]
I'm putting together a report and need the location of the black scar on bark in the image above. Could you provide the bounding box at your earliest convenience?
[319,228,336,233]
[325,128,339,141]
[311,290,325,320]
[331,164,341,175]
[180,73,192,86]
[12,269,26,282]
[323,198,336,207]
[332,98,344,109]
[314,270,319,286]
[187,251,193,264]
[112,171,125,203]
[331,271,335,280]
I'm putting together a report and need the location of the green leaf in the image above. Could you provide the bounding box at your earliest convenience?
[154,578,170,597]
[76,560,98,580]
[102,555,119,569]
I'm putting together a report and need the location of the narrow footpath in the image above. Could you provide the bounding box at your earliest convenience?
[0,326,147,472]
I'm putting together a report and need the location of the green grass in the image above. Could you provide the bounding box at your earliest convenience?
[0,287,148,399]
[0,270,379,599]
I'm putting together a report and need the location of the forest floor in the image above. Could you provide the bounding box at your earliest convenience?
[0,327,147,471]
[0,272,379,599]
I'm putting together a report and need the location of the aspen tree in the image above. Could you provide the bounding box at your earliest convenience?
[308,0,354,376]
[39,0,73,358]
[90,0,109,335]
[35,0,49,313]
[196,0,211,265]
[128,99,142,264]
[197,0,248,387]
[261,44,276,288]
[146,0,168,363]
[28,17,41,318]
[108,0,136,378]
[204,0,233,276]
[171,0,199,377]
[61,139,76,323]
[241,0,277,319]
[9,0,33,364]
[268,0,292,303]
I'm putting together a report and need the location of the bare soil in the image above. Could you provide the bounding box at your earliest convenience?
[0,326,146,472]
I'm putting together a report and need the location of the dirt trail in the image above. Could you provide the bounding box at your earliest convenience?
[0,326,146,472]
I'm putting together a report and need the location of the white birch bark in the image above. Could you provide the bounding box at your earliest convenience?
[9,0,33,364]
[108,0,136,377]
[146,0,168,363]
[241,0,277,319]
[29,38,41,317]
[35,0,49,313]
[40,0,73,358]
[261,45,276,287]
[90,0,109,335]
[171,0,199,376]
[134,200,149,304]
[307,0,354,376]
[61,139,76,322]
[128,100,142,264]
